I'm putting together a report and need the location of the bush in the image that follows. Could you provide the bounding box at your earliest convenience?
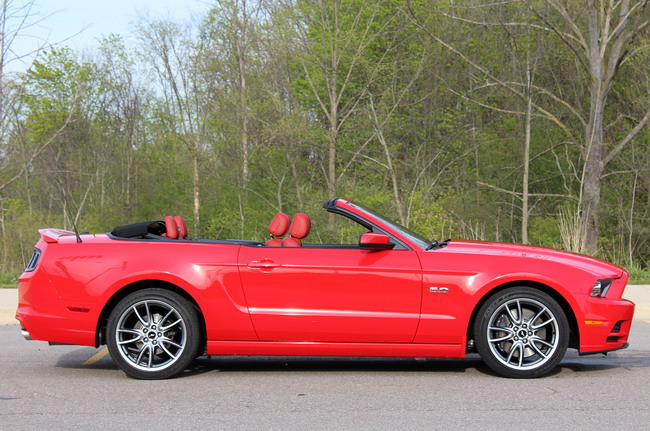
[0,272,19,288]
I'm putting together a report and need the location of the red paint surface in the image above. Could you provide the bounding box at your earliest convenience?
[17,199,635,358]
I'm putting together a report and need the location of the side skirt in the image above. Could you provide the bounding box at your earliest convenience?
[207,339,466,358]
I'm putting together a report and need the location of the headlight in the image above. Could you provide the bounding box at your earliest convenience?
[590,278,614,298]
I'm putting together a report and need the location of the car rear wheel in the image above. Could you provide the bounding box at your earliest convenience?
[107,288,200,379]
[475,287,569,378]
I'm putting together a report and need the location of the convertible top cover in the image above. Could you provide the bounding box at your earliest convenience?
[111,220,166,238]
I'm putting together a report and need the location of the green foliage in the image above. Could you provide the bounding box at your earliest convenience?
[0,273,20,288]
[628,263,650,285]
[529,217,562,249]
[0,0,648,274]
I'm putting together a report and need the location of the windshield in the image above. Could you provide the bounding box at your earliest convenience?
[347,201,431,250]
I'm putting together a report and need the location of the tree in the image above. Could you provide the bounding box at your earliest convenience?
[542,0,650,253]
[138,19,208,229]
[408,0,650,253]
[289,0,403,202]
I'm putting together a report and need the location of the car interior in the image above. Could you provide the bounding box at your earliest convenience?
[109,206,386,249]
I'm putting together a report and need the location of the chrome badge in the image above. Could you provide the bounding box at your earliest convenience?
[429,286,449,293]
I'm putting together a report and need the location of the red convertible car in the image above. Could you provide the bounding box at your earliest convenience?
[16,198,634,379]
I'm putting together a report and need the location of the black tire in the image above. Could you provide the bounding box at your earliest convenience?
[475,287,569,378]
[106,288,200,379]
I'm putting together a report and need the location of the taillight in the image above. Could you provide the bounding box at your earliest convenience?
[24,248,41,272]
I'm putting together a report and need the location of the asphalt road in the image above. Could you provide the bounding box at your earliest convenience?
[1,320,649,430]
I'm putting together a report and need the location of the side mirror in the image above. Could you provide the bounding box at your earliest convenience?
[359,232,395,250]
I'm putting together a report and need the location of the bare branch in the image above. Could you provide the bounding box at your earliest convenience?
[604,0,647,47]
[426,8,585,48]
[477,181,577,200]
[444,82,530,116]
[603,108,650,165]
[546,0,589,51]
[406,3,579,142]
[0,105,77,192]
[528,4,590,72]
[601,168,649,178]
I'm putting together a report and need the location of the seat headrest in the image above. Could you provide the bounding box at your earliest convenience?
[289,213,311,239]
[164,216,179,239]
[268,212,290,237]
[174,216,188,239]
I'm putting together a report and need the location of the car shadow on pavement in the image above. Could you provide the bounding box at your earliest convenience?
[192,354,490,375]
[56,347,489,377]
[54,347,650,379]
[558,350,650,373]
[55,347,215,378]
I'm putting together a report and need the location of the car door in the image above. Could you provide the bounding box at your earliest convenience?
[237,245,422,343]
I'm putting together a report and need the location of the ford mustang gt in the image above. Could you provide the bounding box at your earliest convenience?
[16,198,635,379]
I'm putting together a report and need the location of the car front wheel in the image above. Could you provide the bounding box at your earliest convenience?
[475,287,569,378]
[106,288,200,379]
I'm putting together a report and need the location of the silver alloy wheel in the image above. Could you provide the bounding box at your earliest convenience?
[114,299,187,372]
[486,297,560,371]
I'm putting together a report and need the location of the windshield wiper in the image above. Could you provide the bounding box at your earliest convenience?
[426,240,439,251]
[426,239,451,251]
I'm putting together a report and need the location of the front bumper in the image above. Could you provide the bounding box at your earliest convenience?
[579,298,635,354]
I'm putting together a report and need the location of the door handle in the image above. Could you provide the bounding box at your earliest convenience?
[247,259,281,269]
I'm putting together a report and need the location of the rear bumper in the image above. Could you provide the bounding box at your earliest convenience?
[579,298,635,354]
[17,268,97,347]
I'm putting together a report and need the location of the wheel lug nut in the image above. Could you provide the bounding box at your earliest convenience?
[528,331,532,336]
[514,337,518,341]
[152,325,156,330]
[158,333,162,337]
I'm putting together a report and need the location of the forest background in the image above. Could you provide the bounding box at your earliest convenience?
[1,0,649,283]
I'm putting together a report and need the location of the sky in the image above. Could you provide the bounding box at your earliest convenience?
[7,0,209,73]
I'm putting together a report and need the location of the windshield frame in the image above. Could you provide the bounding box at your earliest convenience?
[346,201,431,250]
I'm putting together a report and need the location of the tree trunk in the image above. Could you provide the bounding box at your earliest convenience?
[191,146,200,230]
[289,154,303,209]
[582,112,605,254]
[0,197,6,272]
[328,74,338,200]
[377,125,406,225]
[238,43,249,185]
[581,5,607,254]
[628,172,638,267]
[522,88,531,244]
[327,74,338,226]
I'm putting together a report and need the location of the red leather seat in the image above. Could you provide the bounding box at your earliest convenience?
[164,216,179,239]
[282,213,311,247]
[174,216,188,239]
[266,212,290,246]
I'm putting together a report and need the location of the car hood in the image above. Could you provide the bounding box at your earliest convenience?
[443,240,625,278]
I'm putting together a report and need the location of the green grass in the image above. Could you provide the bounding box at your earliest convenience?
[625,262,650,285]
[628,269,650,285]
[0,272,19,288]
